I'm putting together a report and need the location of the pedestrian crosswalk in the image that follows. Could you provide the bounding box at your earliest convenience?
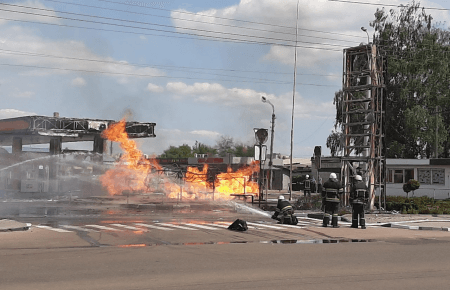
[31,218,328,234]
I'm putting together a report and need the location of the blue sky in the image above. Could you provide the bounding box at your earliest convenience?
[1,0,450,158]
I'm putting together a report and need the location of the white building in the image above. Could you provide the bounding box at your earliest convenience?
[386,159,450,199]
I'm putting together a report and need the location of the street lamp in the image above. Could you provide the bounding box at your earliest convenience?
[261,96,275,199]
[361,27,370,44]
[261,96,275,166]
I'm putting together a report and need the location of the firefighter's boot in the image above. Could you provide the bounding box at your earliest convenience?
[360,217,366,229]
[351,210,358,228]
[332,215,339,228]
[322,215,330,227]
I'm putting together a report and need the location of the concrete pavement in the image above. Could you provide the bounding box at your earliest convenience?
[0,219,31,232]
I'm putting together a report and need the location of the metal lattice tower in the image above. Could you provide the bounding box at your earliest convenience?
[341,44,386,209]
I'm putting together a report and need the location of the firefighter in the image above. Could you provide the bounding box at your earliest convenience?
[321,173,343,228]
[272,195,298,225]
[303,175,311,198]
[350,175,368,229]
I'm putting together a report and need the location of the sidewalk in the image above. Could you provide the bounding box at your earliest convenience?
[0,219,31,232]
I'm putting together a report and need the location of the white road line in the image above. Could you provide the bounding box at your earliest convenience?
[277,224,306,229]
[134,223,174,231]
[61,225,98,232]
[185,223,220,230]
[206,223,230,229]
[110,224,147,231]
[35,225,72,233]
[246,222,283,229]
[157,223,198,230]
[85,225,122,231]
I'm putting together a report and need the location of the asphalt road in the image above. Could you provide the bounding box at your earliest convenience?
[1,201,450,290]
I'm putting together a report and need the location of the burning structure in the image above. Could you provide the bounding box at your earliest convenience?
[0,113,155,198]
[99,121,260,201]
[0,112,261,201]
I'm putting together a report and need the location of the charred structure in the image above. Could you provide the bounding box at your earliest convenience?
[0,113,156,198]
[341,44,386,209]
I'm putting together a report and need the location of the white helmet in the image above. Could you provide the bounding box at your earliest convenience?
[355,175,362,181]
[278,195,285,200]
[330,173,337,179]
[306,175,309,179]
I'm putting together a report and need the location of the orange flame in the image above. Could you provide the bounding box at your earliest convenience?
[99,119,260,200]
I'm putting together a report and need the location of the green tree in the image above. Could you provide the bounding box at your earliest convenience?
[326,130,342,157]
[370,1,449,158]
[329,2,450,158]
[160,144,193,158]
[216,136,235,157]
[234,143,255,157]
[192,141,217,156]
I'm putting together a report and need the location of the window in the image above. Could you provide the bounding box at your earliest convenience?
[388,168,414,184]
[418,169,445,185]
[405,169,414,182]
[393,170,403,183]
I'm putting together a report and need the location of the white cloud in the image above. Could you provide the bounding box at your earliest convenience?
[166,81,274,106]
[171,0,450,68]
[13,91,35,98]
[71,77,86,87]
[0,1,62,26]
[0,26,166,81]
[190,130,221,138]
[0,109,36,119]
[139,35,147,40]
[146,83,164,93]
[140,128,222,155]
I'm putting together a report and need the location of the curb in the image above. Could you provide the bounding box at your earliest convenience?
[306,213,350,222]
[382,223,450,231]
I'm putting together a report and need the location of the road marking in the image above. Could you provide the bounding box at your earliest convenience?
[206,223,229,229]
[85,225,122,231]
[246,222,283,229]
[157,223,198,230]
[185,223,220,230]
[134,223,174,231]
[110,224,148,231]
[61,225,98,232]
[277,224,306,229]
[35,225,72,233]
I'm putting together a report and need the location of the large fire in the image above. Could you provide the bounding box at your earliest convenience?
[99,120,260,200]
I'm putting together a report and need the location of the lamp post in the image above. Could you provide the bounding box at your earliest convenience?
[361,27,370,44]
[261,96,275,191]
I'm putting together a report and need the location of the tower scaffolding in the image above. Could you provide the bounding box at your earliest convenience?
[341,44,386,210]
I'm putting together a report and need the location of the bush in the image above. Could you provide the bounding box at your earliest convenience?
[383,196,450,214]
[403,179,420,197]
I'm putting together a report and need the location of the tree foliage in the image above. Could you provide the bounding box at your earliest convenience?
[370,1,450,158]
[159,137,254,158]
[160,144,194,158]
[327,1,450,158]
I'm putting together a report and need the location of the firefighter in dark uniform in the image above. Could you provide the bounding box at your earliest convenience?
[303,175,311,198]
[272,195,298,225]
[350,175,368,229]
[321,173,343,228]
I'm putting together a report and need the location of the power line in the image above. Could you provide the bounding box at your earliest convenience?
[328,0,450,11]
[3,3,332,46]
[97,0,364,38]
[0,8,344,51]
[38,0,359,43]
[0,48,340,78]
[0,49,291,82]
[0,63,340,87]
